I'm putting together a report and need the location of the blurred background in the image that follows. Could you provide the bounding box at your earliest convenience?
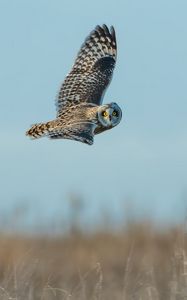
[0,0,187,299]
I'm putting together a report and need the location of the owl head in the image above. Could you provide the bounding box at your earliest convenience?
[97,102,122,128]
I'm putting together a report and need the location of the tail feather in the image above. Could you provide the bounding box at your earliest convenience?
[26,121,96,145]
[26,122,52,139]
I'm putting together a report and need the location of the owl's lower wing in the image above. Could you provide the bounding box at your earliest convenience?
[94,124,112,135]
[56,25,117,117]
[49,122,97,145]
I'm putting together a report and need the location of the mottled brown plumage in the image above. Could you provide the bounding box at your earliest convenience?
[26,25,122,145]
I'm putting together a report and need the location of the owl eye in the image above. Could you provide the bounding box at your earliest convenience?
[112,110,118,117]
[102,111,108,117]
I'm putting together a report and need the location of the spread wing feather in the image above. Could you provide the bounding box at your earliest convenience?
[56,25,117,117]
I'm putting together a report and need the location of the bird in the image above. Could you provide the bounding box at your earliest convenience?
[26,24,122,145]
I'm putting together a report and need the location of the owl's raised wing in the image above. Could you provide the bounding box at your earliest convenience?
[56,25,117,117]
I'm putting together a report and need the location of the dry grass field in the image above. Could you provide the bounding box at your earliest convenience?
[0,223,187,300]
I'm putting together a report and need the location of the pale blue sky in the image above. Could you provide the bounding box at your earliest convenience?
[0,0,187,228]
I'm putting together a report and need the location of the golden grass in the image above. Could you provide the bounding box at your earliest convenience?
[0,223,187,299]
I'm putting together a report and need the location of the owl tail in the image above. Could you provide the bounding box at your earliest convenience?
[26,121,53,139]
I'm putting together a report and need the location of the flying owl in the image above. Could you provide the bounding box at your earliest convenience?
[26,24,122,145]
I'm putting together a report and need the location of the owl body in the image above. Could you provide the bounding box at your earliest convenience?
[26,25,122,145]
[27,102,122,144]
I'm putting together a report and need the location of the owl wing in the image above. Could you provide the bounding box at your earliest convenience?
[49,122,97,145]
[56,24,117,117]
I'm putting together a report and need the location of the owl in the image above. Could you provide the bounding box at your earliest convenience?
[26,24,122,145]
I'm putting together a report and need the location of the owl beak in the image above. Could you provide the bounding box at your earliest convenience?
[109,115,112,121]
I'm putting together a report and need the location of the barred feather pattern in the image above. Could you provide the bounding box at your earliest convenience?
[26,120,59,139]
[26,120,96,145]
[26,25,120,145]
[56,25,117,117]
[26,103,98,143]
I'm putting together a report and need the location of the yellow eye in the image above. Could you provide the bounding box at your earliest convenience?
[102,111,108,117]
[112,110,118,116]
